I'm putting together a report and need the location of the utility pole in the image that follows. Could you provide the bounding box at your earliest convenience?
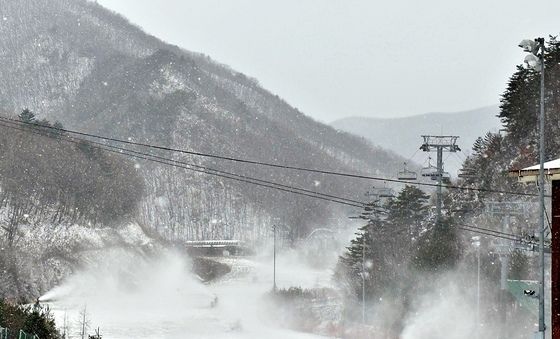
[471,236,481,339]
[518,37,547,338]
[63,310,67,339]
[81,305,87,339]
[420,135,460,221]
[476,239,480,339]
[361,234,366,324]
[536,37,546,339]
[500,214,511,291]
[273,224,277,291]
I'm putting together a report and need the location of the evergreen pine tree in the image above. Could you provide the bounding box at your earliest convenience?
[387,185,429,240]
[18,108,36,123]
[412,217,462,273]
[335,186,432,300]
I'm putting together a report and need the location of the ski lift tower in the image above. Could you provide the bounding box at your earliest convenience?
[419,135,460,221]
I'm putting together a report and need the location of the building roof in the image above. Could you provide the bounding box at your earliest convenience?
[509,158,560,182]
[522,158,560,171]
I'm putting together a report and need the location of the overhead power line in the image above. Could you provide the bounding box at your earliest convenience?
[1,118,552,250]
[457,223,548,249]
[459,226,520,242]
[0,116,544,198]
[0,120,365,208]
[458,223,524,240]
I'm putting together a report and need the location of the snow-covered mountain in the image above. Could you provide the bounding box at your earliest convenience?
[330,106,502,176]
[0,0,404,243]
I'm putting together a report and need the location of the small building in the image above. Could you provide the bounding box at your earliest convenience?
[509,158,560,338]
[511,159,560,183]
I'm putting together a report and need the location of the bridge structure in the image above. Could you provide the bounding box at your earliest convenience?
[183,240,253,256]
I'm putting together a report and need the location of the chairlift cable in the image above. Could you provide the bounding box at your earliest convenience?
[0,116,545,198]
[0,121,365,208]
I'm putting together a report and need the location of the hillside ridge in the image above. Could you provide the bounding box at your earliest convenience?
[0,0,405,243]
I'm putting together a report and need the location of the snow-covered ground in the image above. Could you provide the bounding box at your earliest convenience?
[42,248,335,339]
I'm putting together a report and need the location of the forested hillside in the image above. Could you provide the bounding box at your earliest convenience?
[0,110,147,299]
[0,0,404,245]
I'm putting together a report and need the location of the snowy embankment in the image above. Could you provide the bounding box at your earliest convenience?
[0,214,159,301]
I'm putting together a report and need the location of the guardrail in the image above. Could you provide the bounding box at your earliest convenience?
[184,240,242,248]
[0,327,40,339]
[19,329,40,339]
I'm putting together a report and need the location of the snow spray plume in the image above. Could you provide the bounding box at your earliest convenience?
[42,247,325,338]
[41,249,215,335]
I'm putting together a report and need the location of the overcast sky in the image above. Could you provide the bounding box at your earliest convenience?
[97,0,559,123]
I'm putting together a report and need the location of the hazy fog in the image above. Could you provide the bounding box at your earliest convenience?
[98,0,560,122]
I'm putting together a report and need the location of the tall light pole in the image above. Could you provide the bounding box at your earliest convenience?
[273,224,277,291]
[471,236,481,339]
[519,37,546,338]
[361,234,366,324]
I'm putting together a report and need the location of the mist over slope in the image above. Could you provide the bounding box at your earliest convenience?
[0,0,404,242]
[331,106,502,175]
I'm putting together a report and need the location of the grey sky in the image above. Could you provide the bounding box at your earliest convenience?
[97,0,559,123]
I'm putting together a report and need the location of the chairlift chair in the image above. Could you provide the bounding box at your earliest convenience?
[377,187,395,198]
[428,171,450,178]
[420,157,439,178]
[421,165,438,178]
[429,171,451,182]
[458,169,476,179]
[397,162,417,180]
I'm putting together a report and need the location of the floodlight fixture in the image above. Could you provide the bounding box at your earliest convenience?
[524,54,541,70]
[518,39,539,54]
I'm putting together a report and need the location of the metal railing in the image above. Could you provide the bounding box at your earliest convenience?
[0,327,8,339]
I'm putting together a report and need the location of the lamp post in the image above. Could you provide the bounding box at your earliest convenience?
[518,37,546,338]
[273,224,277,291]
[361,234,366,324]
[471,236,481,339]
